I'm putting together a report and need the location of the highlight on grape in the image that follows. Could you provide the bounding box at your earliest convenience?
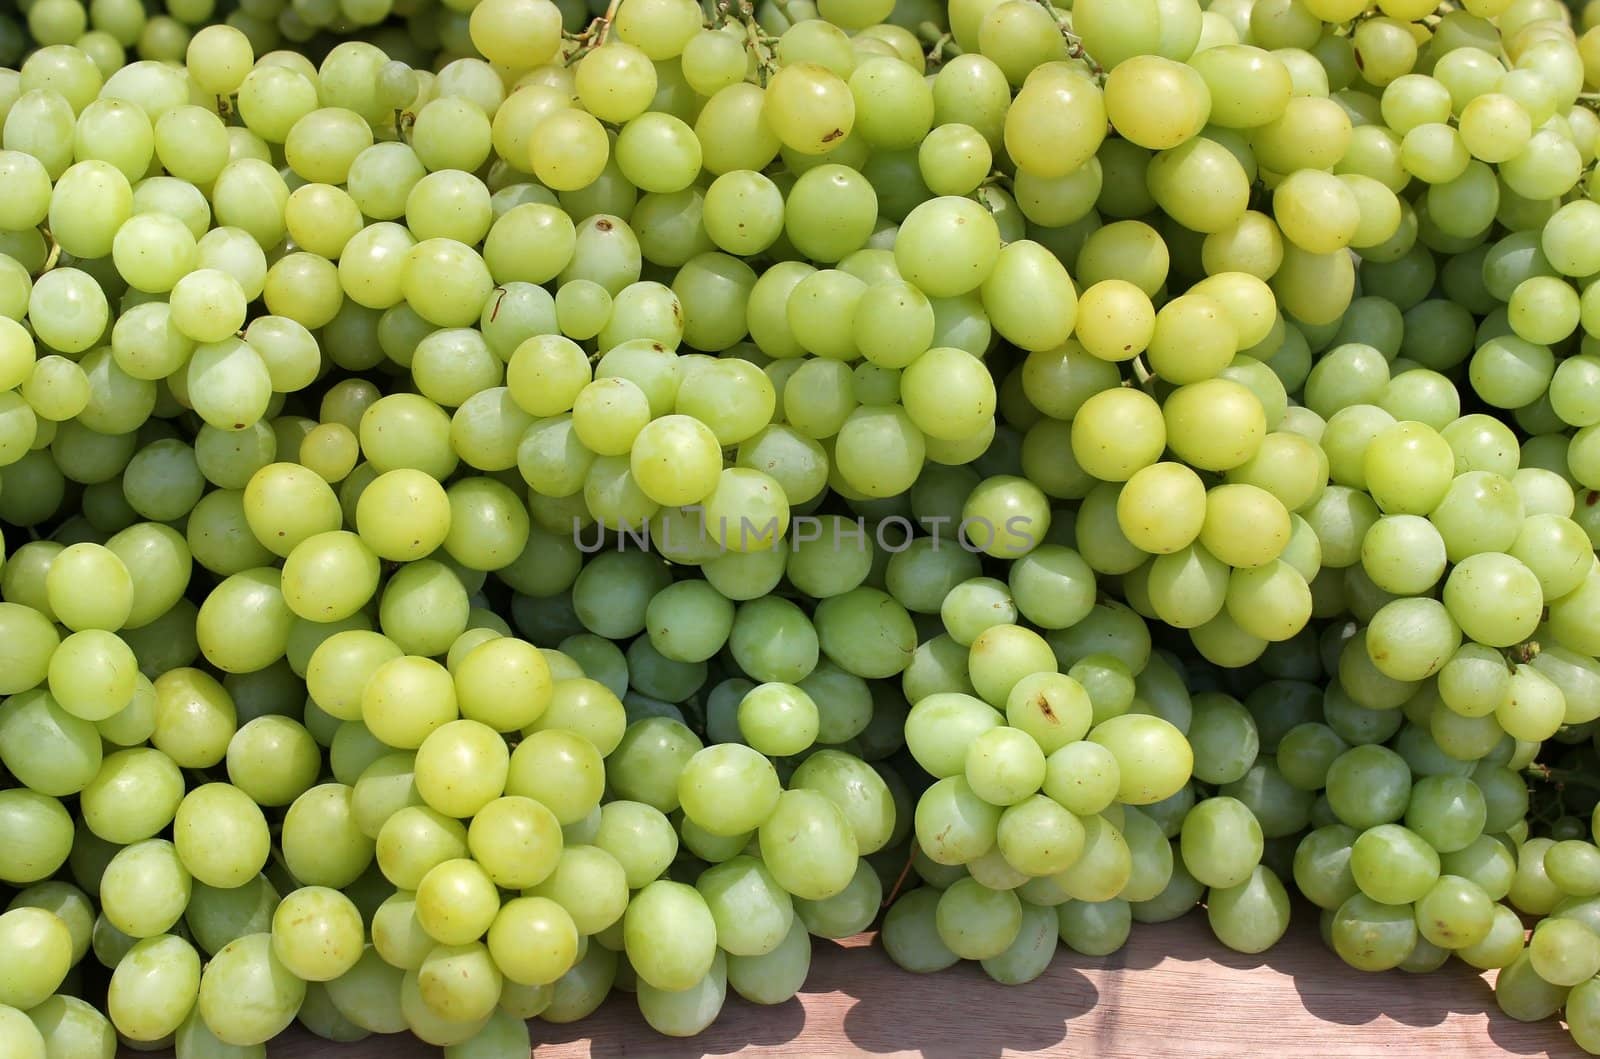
[5,0,1600,1056]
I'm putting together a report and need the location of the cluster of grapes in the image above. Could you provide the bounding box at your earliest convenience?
[2,0,1600,1056]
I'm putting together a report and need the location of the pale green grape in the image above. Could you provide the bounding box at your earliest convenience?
[0,685,103,794]
[1041,740,1120,818]
[935,877,1023,960]
[104,932,199,1042]
[1443,552,1543,649]
[98,837,190,940]
[1003,69,1105,181]
[48,160,131,261]
[881,886,963,977]
[27,993,116,1059]
[1415,873,1496,951]
[271,785,366,894]
[172,783,269,890]
[270,886,363,983]
[1178,796,1262,890]
[195,933,305,1046]
[0,149,51,229]
[1059,895,1134,956]
[28,268,109,354]
[0,789,72,885]
[1347,822,1439,905]
[965,726,1046,806]
[895,195,1002,298]
[1086,713,1193,805]
[0,907,70,1013]
[1529,917,1600,988]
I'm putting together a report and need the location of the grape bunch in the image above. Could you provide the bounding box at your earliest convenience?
[1,0,1600,1056]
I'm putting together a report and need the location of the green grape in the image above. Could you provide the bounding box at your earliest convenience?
[28,993,117,1059]
[672,743,779,838]
[1528,917,1600,988]
[267,886,363,984]
[27,270,113,360]
[0,787,74,887]
[195,932,306,1047]
[1325,743,1412,830]
[903,690,1000,778]
[1082,713,1191,806]
[895,195,1002,298]
[620,879,716,995]
[978,895,1058,986]
[0,1002,45,1059]
[754,787,858,901]
[1330,891,1419,972]
[1036,738,1117,816]
[0,149,52,230]
[104,933,200,1042]
[0,906,71,1012]
[180,20,251,92]
[1404,774,1486,853]
[1362,598,1459,684]
[1349,824,1440,905]
[935,875,1024,962]
[315,944,404,1036]
[914,773,1001,867]
[1442,552,1543,650]
[1415,874,1496,951]
[1568,974,1600,1053]
[882,887,959,973]
[793,857,883,940]
[482,897,576,996]
[900,346,998,443]
[172,783,269,890]
[407,719,508,821]
[1003,68,1105,180]
[1206,864,1291,954]
[1179,796,1263,890]
[98,837,190,939]
[997,794,1087,878]
[1292,822,1361,911]
[964,726,1046,807]
[280,782,372,891]
[1183,693,1258,787]
[0,684,104,795]
[48,160,132,261]
[696,856,795,958]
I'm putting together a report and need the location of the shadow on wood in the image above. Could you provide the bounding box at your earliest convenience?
[174,912,1582,1058]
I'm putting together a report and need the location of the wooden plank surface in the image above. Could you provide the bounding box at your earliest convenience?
[213,911,1584,1058]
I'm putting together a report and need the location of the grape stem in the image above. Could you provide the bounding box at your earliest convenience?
[1028,0,1104,77]
[923,30,959,70]
[394,109,416,145]
[721,0,781,85]
[596,0,622,45]
[1508,641,1542,666]
[1528,765,1600,795]
[1131,356,1157,391]
[563,0,625,63]
[36,225,59,278]
[881,846,917,909]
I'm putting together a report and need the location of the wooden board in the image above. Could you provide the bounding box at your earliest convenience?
[219,912,1584,1058]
